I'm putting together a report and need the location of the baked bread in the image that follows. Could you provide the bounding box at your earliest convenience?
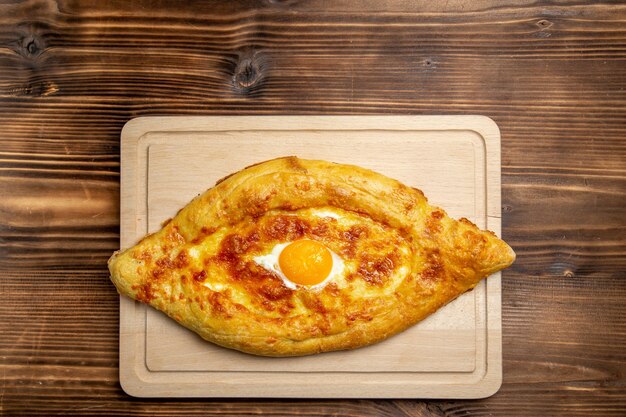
[108,157,515,356]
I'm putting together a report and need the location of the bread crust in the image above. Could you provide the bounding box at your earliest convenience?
[109,157,515,356]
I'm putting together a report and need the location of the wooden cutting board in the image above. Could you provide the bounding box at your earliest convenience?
[118,115,503,398]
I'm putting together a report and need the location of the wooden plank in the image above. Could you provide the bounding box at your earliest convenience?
[1,0,625,414]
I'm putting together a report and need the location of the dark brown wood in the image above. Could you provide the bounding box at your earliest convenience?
[1,0,625,415]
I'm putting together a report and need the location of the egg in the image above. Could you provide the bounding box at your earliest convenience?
[253,239,345,290]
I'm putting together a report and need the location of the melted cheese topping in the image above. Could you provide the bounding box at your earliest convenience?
[131,206,413,321]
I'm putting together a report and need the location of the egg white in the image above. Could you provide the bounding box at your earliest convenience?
[253,240,345,290]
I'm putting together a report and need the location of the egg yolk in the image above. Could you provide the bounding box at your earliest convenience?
[278,240,333,286]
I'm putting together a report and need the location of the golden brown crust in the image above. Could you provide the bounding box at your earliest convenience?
[108,157,515,356]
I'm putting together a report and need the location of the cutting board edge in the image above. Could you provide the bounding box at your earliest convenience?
[117,115,503,399]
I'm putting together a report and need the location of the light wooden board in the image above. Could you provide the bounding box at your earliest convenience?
[119,116,502,398]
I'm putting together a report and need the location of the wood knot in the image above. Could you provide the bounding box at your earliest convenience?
[533,19,554,38]
[27,40,39,55]
[235,60,259,88]
[421,57,437,72]
[232,50,267,94]
[536,19,553,29]
[20,35,44,58]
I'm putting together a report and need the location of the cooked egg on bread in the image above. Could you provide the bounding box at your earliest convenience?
[108,157,515,357]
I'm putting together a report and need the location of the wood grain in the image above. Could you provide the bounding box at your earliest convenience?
[1,0,625,415]
[117,116,499,397]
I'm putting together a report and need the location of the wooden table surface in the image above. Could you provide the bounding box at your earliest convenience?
[1,0,625,415]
